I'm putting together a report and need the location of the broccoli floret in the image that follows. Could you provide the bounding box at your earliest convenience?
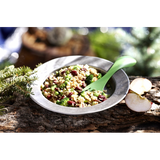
[102,92,110,98]
[56,100,61,105]
[65,75,71,81]
[97,73,102,79]
[93,92,99,97]
[51,84,57,91]
[81,91,86,97]
[66,70,70,74]
[73,65,81,70]
[85,74,94,85]
[60,83,66,89]
[54,91,59,95]
[57,97,69,106]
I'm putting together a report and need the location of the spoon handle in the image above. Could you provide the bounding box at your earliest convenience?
[98,56,136,87]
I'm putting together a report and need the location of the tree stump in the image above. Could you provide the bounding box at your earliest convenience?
[0,76,160,133]
[15,28,95,69]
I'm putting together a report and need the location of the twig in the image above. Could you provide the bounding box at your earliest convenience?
[0,107,8,112]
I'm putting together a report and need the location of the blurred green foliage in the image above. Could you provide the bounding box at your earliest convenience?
[0,60,11,70]
[88,28,122,62]
[115,27,160,77]
[88,27,160,77]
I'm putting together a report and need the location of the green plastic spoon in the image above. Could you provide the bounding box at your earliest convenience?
[83,56,137,91]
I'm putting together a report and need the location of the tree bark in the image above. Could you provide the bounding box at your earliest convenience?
[0,76,160,133]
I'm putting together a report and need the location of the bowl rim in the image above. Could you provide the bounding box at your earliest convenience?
[30,55,130,115]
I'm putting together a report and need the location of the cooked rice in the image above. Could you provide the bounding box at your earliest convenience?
[40,64,109,108]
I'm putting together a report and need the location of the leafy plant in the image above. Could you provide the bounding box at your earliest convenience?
[115,27,160,76]
[0,65,38,104]
[88,28,122,62]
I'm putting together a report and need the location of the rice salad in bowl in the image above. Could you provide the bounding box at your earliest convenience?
[40,64,110,108]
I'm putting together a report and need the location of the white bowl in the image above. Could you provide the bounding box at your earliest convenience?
[30,55,129,115]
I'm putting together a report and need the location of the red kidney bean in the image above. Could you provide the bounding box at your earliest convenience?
[81,83,86,88]
[80,68,87,72]
[45,85,49,88]
[61,71,66,75]
[67,101,75,106]
[53,79,58,84]
[55,88,59,91]
[98,95,106,101]
[71,70,78,76]
[75,86,82,91]
[60,96,65,100]
[67,92,73,97]
[47,95,52,99]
